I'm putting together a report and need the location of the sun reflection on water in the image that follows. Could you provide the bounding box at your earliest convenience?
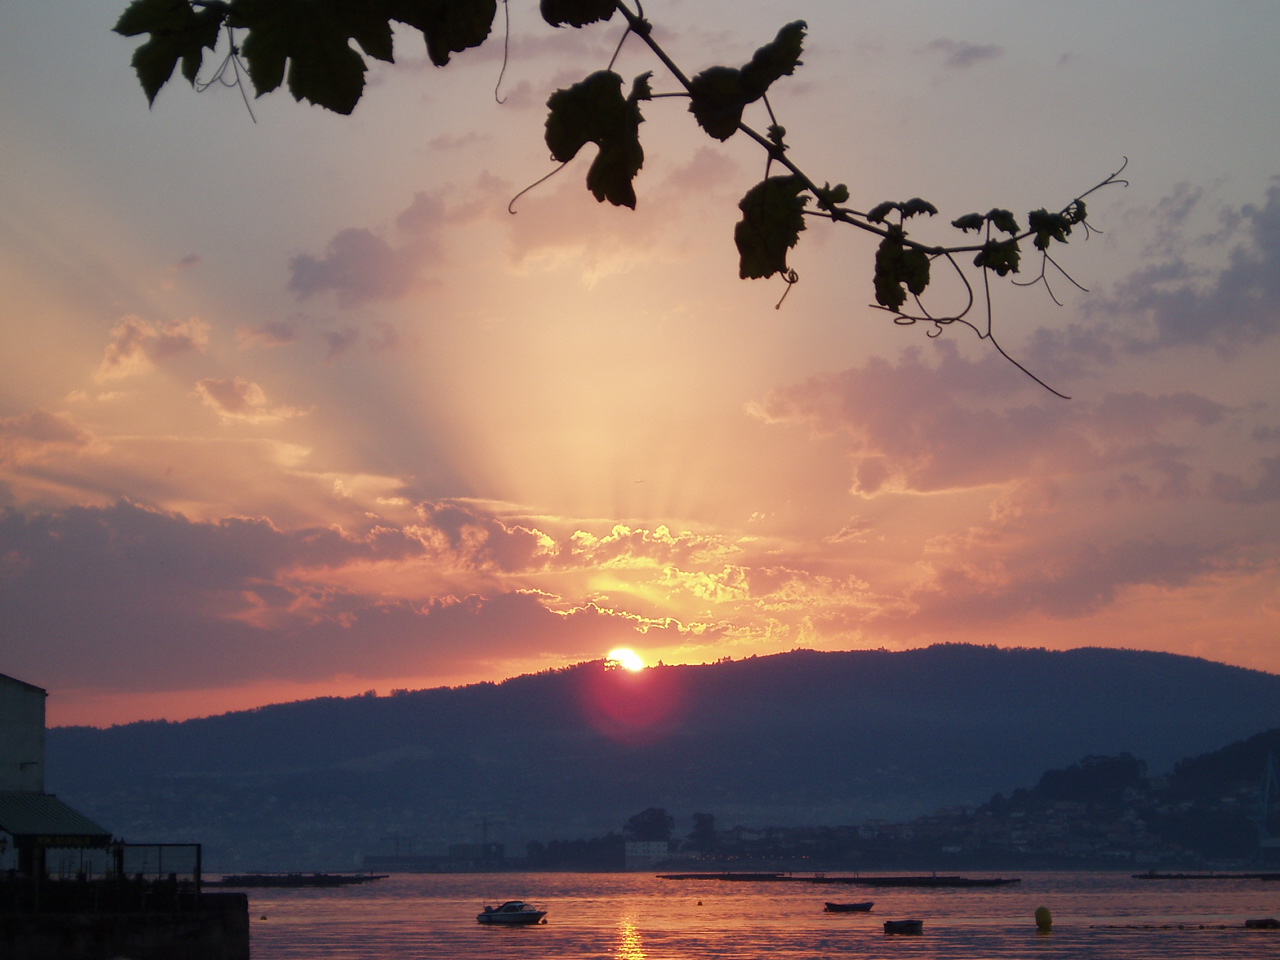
[614,916,646,960]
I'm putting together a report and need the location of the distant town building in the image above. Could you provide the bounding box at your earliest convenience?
[624,840,672,870]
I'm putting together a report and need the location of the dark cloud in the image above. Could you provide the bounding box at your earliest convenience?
[395,191,446,235]
[288,189,461,306]
[882,537,1227,633]
[0,501,655,694]
[1022,181,1280,380]
[96,317,209,380]
[1102,181,1280,355]
[288,228,437,306]
[415,501,556,573]
[752,343,1224,494]
[236,319,300,349]
[0,408,91,450]
[194,378,306,423]
[1212,455,1280,504]
[322,326,360,361]
[925,38,1002,69]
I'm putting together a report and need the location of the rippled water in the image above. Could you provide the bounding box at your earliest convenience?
[244,871,1280,959]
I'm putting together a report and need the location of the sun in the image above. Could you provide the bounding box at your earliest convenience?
[606,648,646,671]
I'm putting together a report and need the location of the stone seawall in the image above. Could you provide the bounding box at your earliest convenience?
[0,891,249,960]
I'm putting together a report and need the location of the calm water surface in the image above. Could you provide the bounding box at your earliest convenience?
[243,871,1280,959]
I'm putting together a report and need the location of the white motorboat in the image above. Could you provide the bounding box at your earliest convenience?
[477,900,547,924]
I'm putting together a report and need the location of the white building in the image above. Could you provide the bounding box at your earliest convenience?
[0,673,111,876]
[0,672,45,792]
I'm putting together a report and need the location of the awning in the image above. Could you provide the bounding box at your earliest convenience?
[0,792,112,848]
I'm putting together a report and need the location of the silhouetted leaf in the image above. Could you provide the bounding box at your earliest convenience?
[951,212,985,232]
[900,198,937,219]
[689,21,806,141]
[688,65,747,141]
[866,201,896,224]
[973,239,1021,276]
[873,224,931,311]
[540,0,616,28]
[392,0,497,66]
[985,208,1020,236]
[739,20,806,100]
[1027,208,1072,250]
[115,0,225,105]
[734,175,808,279]
[346,3,395,63]
[545,70,648,207]
[813,182,849,211]
[231,0,367,114]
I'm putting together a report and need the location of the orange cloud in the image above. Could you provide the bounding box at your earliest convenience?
[195,378,308,424]
[96,316,210,381]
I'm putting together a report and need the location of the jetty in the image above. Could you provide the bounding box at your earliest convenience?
[208,872,387,888]
[658,872,1020,888]
[1133,871,1280,881]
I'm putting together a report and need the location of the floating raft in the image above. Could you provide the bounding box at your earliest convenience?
[1133,871,1280,881]
[208,873,388,888]
[884,919,924,935]
[658,873,1019,888]
[814,875,1021,888]
[658,873,792,881]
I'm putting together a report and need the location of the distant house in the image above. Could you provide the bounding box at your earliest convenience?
[0,672,112,877]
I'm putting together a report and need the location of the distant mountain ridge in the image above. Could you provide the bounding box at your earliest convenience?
[44,644,1280,871]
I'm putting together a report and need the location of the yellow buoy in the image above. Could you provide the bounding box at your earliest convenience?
[1035,906,1052,933]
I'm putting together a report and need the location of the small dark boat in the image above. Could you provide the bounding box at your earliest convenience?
[477,901,547,925]
[884,919,924,935]
[824,901,874,912]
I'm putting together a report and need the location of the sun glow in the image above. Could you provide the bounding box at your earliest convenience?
[607,647,646,671]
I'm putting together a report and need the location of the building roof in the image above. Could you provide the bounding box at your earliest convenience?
[0,673,47,696]
[0,792,111,847]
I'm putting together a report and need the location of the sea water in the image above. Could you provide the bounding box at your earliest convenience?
[244,871,1280,959]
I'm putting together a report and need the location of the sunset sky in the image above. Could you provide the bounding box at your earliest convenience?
[3,1,1279,727]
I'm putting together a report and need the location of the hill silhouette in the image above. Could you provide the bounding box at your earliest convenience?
[45,644,1280,871]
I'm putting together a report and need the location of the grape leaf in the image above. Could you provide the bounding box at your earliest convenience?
[738,20,806,100]
[868,198,938,224]
[873,225,931,311]
[973,239,1021,276]
[545,71,650,208]
[231,0,368,114]
[900,197,938,219]
[1027,208,1072,250]
[734,175,808,279]
[985,208,1020,236]
[392,0,497,67]
[689,21,806,141]
[114,0,226,105]
[540,0,616,28]
[866,201,897,224]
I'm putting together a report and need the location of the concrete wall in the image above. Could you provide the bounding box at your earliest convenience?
[0,674,46,792]
[0,893,250,960]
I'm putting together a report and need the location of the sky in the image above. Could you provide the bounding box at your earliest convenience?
[2,1,1279,727]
